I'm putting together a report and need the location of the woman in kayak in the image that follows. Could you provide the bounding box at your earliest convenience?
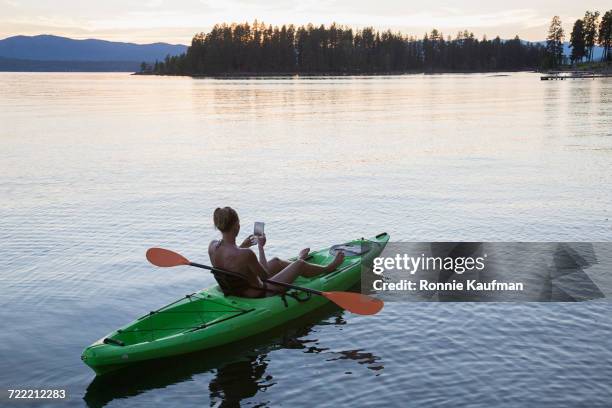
[208,207,345,298]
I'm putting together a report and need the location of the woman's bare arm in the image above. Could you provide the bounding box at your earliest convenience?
[256,234,268,276]
[208,241,217,261]
[246,250,269,282]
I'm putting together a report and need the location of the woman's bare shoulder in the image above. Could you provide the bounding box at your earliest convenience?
[208,240,220,252]
[237,247,256,260]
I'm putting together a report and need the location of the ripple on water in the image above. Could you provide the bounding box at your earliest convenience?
[1,73,612,407]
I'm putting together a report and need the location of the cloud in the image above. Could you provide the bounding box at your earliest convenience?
[146,0,164,8]
[266,8,544,30]
[1,0,597,43]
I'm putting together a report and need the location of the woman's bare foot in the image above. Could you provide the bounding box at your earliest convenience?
[298,248,310,260]
[325,251,345,272]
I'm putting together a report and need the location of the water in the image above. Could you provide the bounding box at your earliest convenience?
[1,72,611,407]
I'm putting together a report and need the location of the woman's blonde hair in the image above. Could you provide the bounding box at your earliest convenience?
[213,207,239,232]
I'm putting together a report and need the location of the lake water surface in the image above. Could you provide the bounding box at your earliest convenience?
[1,73,611,407]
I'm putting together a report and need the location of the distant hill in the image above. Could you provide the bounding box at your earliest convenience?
[0,56,143,72]
[562,42,603,60]
[530,41,604,60]
[0,34,186,63]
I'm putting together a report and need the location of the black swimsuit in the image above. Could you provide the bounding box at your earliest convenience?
[212,240,269,298]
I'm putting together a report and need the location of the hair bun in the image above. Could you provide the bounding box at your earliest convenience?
[213,207,239,232]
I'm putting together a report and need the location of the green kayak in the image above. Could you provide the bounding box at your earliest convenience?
[82,233,389,375]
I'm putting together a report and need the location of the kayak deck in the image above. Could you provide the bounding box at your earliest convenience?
[82,233,389,374]
[111,294,251,346]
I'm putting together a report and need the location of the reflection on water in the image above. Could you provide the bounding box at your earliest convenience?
[83,303,383,407]
[209,355,271,407]
[327,350,385,373]
[1,73,611,407]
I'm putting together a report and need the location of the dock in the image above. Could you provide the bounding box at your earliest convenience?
[540,71,612,80]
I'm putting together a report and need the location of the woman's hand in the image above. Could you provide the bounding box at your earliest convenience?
[240,234,256,248]
[257,233,266,248]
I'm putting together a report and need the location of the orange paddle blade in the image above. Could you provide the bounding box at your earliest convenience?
[146,248,190,267]
[322,292,384,315]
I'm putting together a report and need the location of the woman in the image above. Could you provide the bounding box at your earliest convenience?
[208,207,344,298]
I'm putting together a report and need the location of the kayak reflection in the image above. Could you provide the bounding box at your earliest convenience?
[83,302,383,407]
[209,355,271,407]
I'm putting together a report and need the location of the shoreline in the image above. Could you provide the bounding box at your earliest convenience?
[548,62,612,73]
[133,69,538,78]
[541,63,612,79]
[135,62,612,79]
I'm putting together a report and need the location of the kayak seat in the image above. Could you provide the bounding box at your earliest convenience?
[211,269,252,297]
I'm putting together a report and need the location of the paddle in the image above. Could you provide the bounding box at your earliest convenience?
[146,247,384,315]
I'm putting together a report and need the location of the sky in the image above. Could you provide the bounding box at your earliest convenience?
[1,0,610,44]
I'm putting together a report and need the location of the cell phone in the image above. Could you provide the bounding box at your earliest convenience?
[254,222,265,237]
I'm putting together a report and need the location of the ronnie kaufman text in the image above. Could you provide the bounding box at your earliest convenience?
[373,279,524,291]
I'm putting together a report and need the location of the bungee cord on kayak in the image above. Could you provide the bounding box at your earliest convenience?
[110,293,252,335]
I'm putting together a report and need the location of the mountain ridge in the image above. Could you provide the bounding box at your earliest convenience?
[0,34,187,62]
[0,56,143,72]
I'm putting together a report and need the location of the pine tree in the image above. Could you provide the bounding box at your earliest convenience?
[599,10,612,61]
[546,16,565,67]
[569,19,586,64]
[583,11,600,61]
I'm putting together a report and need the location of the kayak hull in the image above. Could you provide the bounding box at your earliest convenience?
[82,233,389,375]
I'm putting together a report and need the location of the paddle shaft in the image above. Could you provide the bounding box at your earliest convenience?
[188,262,324,295]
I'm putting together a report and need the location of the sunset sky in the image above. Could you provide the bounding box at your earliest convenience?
[1,0,610,44]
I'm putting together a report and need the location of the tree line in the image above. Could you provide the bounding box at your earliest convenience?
[141,11,612,75]
[140,21,546,75]
[546,9,612,67]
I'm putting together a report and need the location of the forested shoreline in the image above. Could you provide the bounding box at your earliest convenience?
[139,22,546,75]
[140,11,612,76]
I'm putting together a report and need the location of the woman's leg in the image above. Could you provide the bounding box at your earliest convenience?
[266,257,291,277]
[267,253,345,293]
[266,248,313,277]
[265,260,304,293]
